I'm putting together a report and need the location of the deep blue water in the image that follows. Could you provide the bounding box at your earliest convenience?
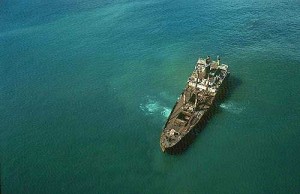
[1,0,300,193]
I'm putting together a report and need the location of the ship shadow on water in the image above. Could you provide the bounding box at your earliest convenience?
[226,75,242,99]
[168,75,242,155]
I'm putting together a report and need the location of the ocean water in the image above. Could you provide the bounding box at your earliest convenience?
[1,0,300,193]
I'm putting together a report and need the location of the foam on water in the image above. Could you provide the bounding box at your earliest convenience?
[220,101,245,114]
[161,107,171,118]
[139,96,171,118]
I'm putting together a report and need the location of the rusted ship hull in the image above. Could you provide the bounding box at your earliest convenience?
[161,74,229,154]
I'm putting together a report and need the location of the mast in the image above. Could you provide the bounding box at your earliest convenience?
[217,56,220,66]
[196,68,200,89]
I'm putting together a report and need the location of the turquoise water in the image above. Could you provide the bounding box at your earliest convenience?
[1,0,300,193]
